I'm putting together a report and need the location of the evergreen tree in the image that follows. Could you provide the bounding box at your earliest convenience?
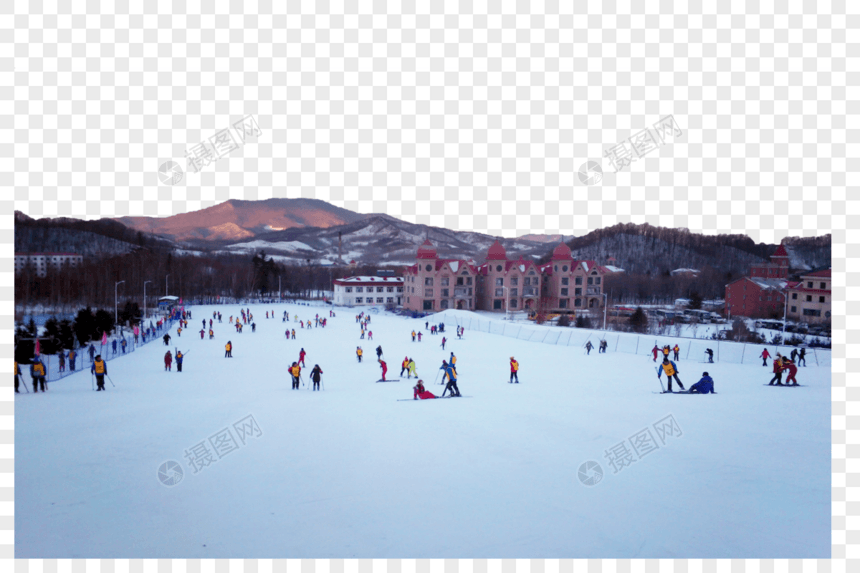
[628,307,648,333]
[73,307,96,346]
[688,290,703,310]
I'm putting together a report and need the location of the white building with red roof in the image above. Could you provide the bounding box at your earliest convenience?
[14,252,83,277]
[785,268,831,324]
[333,276,404,307]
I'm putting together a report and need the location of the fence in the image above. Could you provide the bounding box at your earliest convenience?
[435,310,831,368]
[38,314,182,383]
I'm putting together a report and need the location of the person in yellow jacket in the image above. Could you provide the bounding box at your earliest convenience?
[450,352,457,372]
[673,344,680,361]
[209,328,214,339]
[401,356,410,377]
[356,346,363,363]
[91,354,108,391]
[411,330,416,342]
[290,362,302,389]
[407,358,418,379]
[510,357,519,384]
[31,356,47,392]
[225,341,233,358]
[662,345,671,360]
[14,361,22,393]
[658,357,685,392]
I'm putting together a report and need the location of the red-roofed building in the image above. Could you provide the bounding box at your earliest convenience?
[333,276,404,307]
[539,246,607,313]
[403,240,479,312]
[785,268,831,324]
[476,241,542,311]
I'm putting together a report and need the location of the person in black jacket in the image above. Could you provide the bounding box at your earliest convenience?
[310,364,323,391]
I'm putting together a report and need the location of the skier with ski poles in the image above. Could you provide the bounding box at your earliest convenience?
[658,356,685,392]
[510,357,519,383]
[290,362,302,390]
[400,356,409,377]
[175,349,185,373]
[652,344,659,362]
[585,341,593,355]
[413,379,436,400]
[440,360,461,397]
[299,348,307,367]
[407,357,418,379]
[356,347,363,363]
[310,364,323,391]
[15,361,25,393]
[164,350,173,371]
[91,354,107,391]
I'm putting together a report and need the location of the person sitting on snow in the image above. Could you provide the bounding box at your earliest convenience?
[688,372,715,394]
[413,379,436,400]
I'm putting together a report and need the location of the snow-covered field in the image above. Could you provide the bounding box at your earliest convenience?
[15,304,830,559]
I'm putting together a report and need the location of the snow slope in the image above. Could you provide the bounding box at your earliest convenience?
[15,303,830,558]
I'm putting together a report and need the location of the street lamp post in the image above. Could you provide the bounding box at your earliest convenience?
[603,292,608,330]
[783,288,788,336]
[502,286,510,321]
[143,280,152,321]
[115,281,125,327]
[165,274,170,297]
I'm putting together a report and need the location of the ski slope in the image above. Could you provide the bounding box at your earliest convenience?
[15,304,831,558]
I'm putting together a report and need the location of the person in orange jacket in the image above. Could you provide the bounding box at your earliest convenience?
[673,344,680,360]
[769,355,784,385]
[401,356,409,377]
[510,357,519,384]
[225,341,233,358]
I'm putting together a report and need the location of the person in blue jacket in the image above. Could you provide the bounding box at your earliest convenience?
[657,357,685,392]
[440,360,461,397]
[688,372,715,394]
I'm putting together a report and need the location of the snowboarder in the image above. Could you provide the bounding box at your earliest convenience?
[658,357,685,392]
[164,351,173,371]
[299,348,307,367]
[688,372,715,394]
[769,355,785,385]
[290,362,301,389]
[176,350,184,372]
[510,357,519,383]
[407,358,418,379]
[413,380,436,400]
[225,341,233,358]
[440,361,461,397]
[14,361,22,393]
[310,364,323,391]
[798,347,807,366]
[401,356,409,377]
[379,359,388,381]
[356,347,363,363]
[760,348,771,366]
[31,357,47,392]
[706,348,714,363]
[652,344,659,362]
[441,337,447,350]
[585,341,593,355]
[673,344,680,360]
[163,333,171,346]
[91,354,107,391]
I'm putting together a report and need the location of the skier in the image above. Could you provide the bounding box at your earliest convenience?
[367,330,372,340]
[69,349,77,370]
[790,348,798,363]
[769,355,785,385]
[688,372,715,394]
[356,347,363,363]
[290,362,301,389]
[450,352,457,372]
[14,361,22,393]
[199,329,205,339]
[163,333,171,346]
[401,356,409,377]
[599,340,607,353]
[177,326,182,337]
[376,346,383,360]
[662,345,671,360]
[251,323,256,333]
[88,343,96,363]
[285,329,290,340]
[585,341,593,355]
[782,356,799,386]
[706,348,714,363]
[299,348,307,367]
[112,339,118,355]
[164,350,173,371]
[441,336,447,350]
[225,341,233,358]
[417,332,423,342]
[176,350,184,373]
[510,357,519,383]
[291,329,296,339]
[413,379,436,400]
[425,321,429,330]
[31,356,47,392]
[760,348,771,366]
[310,364,323,391]
[411,330,416,342]
[652,344,659,362]
[658,356,685,392]
[121,338,127,353]
[407,357,418,379]
[209,329,214,340]
[798,347,807,366]
[379,358,388,381]
[91,354,107,391]
[673,344,680,360]
[440,360,461,397]
[58,350,66,372]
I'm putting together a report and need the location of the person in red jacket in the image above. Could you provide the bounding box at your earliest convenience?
[413,379,436,400]
[652,345,659,362]
[782,357,799,386]
[164,350,173,371]
[760,348,771,366]
[510,357,519,383]
[379,359,388,381]
[768,355,784,385]
[299,348,306,367]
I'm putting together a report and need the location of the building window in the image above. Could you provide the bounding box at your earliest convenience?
[441,277,449,286]
[792,293,797,299]
[442,289,449,297]
[819,296,825,303]
[423,300,434,310]
[457,277,464,285]
[523,277,530,286]
[441,300,449,309]
[575,277,582,285]
[806,295,812,302]
[511,278,518,286]
[425,264,432,272]
[493,299,502,310]
[561,277,569,285]
[561,288,568,296]
[425,278,433,286]
[559,299,568,308]
[397,287,403,293]
[496,265,503,272]
[807,282,813,288]
[467,277,472,285]
[377,287,384,293]
[425,289,433,297]
[587,277,593,285]
[820,282,826,289]
[575,288,582,296]
[791,306,797,313]
[562,265,568,272]
[803,308,821,317]
[495,278,503,286]
[356,287,363,293]
[554,265,558,272]
[510,288,518,297]
[387,297,393,303]
[387,287,393,292]
[377,297,384,303]
[495,288,504,297]
[345,287,352,293]
[596,277,601,284]
[510,299,517,308]
[355,297,363,303]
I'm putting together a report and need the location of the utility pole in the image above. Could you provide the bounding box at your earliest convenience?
[115,280,125,327]
[603,292,608,330]
[143,280,152,321]
[165,274,170,297]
